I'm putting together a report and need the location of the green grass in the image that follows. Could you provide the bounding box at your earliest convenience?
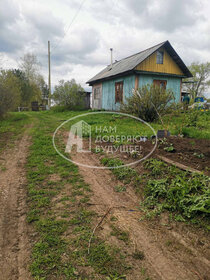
[48,108,210,140]
[101,157,138,184]
[0,112,30,152]
[23,111,131,279]
[100,155,210,229]
[140,159,210,228]
[114,185,127,192]
[110,225,130,243]
[1,109,210,155]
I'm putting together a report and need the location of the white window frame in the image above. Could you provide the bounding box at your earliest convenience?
[157,51,164,64]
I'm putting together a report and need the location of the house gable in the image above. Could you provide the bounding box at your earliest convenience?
[135,47,184,76]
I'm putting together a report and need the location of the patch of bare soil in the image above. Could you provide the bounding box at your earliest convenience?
[91,137,210,176]
[71,151,210,280]
[155,137,210,175]
[0,130,32,280]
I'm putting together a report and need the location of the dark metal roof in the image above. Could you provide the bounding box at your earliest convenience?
[87,40,192,85]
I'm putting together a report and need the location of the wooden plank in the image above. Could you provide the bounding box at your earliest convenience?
[135,75,139,90]
[156,155,202,174]
[135,47,184,76]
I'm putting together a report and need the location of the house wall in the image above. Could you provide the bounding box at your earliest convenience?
[92,73,181,111]
[138,74,181,103]
[102,75,135,110]
[135,47,184,76]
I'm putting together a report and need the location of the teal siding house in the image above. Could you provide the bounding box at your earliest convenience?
[87,41,192,110]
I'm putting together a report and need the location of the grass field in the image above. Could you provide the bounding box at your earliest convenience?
[1,109,210,149]
[50,109,210,140]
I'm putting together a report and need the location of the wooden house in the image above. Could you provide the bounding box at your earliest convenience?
[87,40,192,110]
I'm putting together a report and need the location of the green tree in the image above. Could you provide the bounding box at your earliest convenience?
[53,79,85,109]
[184,62,210,99]
[0,70,21,117]
[12,69,34,106]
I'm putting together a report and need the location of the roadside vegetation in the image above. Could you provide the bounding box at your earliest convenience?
[142,159,210,226]
[0,112,30,152]
[26,113,131,280]
[101,157,210,230]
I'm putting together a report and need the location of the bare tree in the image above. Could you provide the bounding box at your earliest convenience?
[184,62,210,99]
[19,53,41,83]
[18,53,47,104]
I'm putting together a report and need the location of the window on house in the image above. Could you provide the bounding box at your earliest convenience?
[156,51,164,64]
[115,81,123,103]
[153,80,167,90]
[94,87,101,99]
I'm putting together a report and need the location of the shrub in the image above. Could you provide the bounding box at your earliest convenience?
[121,85,175,122]
[184,110,199,127]
[0,70,21,117]
[53,79,86,110]
[50,105,69,112]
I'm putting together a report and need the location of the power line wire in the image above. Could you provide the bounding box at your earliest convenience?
[51,0,87,51]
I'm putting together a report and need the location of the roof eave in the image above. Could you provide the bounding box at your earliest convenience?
[134,70,187,78]
[86,70,134,85]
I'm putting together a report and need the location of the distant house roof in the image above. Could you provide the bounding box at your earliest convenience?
[87,40,192,85]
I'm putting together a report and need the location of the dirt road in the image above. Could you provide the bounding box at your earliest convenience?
[72,151,210,280]
[0,122,209,280]
[0,130,32,280]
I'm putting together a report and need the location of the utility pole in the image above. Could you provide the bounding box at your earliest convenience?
[48,40,51,108]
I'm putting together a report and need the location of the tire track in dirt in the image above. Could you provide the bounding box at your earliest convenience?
[0,129,32,280]
[71,151,210,280]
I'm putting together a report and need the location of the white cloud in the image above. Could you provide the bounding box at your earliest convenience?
[0,0,210,93]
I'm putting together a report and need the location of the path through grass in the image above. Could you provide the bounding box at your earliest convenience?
[26,112,130,280]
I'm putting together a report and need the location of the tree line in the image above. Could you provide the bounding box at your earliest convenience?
[0,52,86,117]
[0,53,48,117]
[0,55,209,118]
